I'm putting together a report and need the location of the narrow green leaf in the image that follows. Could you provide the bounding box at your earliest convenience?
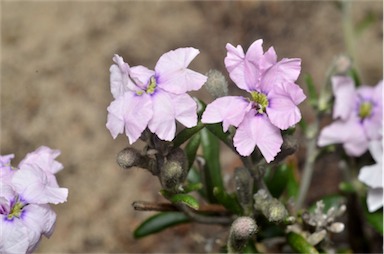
[185,132,201,169]
[264,164,290,198]
[172,121,205,148]
[285,162,300,199]
[183,182,203,194]
[362,199,383,235]
[347,68,361,87]
[169,193,200,210]
[133,212,190,238]
[213,187,243,215]
[200,127,224,203]
[304,74,318,109]
[287,232,319,254]
[205,123,229,144]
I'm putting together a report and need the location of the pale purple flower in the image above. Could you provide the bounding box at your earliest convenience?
[318,76,383,156]
[106,48,207,143]
[202,40,305,162]
[0,147,67,253]
[358,140,383,212]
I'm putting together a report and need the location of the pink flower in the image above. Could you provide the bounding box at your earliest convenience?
[202,40,305,162]
[106,48,207,143]
[0,146,68,253]
[358,140,383,212]
[318,76,383,156]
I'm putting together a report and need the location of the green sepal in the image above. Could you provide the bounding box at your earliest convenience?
[200,127,224,203]
[287,232,319,254]
[213,187,243,215]
[133,212,190,238]
[184,132,201,169]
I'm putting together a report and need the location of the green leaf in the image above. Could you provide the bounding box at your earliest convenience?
[213,187,243,215]
[285,162,300,199]
[185,132,201,169]
[133,212,190,238]
[169,193,200,210]
[347,68,361,87]
[172,121,205,148]
[304,74,318,109]
[183,182,203,194]
[264,164,290,198]
[362,199,383,235]
[287,232,319,254]
[200,127,224,203]
[205,123,230,144]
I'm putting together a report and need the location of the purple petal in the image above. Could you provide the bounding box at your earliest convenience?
[171,93,198,128]
[224,43,249,91]
[201,96,251,132]
[12,165,68,204]
[106,92,153,144]
[234,112,283,163]
[317,119,368,156]
[148,90,177,141]
[260,46,277,72]
[331,76,356,120]
[155,47,207,94]
[22,204,57,239]
[110,54,135,98]
[0,217,30,253]
[261,58,301,93]
[358,164,382,189]
[129,65,155,91]
[19,146,63,175]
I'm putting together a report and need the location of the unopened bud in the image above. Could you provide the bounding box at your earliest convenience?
[116,148,145,169]
[234,168,253,214]
[327,222,345,233]
[159,148,188,192]
[227,217,257,253]
[307,229,326,245]
[204,69,228,99]
[333,54,352,75]
[254,190,288,222]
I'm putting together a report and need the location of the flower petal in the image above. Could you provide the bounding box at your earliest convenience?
[129,65,155,91]
[110,54,136,98]
[201,96,251,132]
[171,93,198,128]
[260,46,277,72]
[267,83,304,130]
[106,92,153,144]
[331,76,355,120]
[234,112,283,163]
[366,188,383,212]
[19,146,63,175]
[148,90,177,141]
[155,47,207,94]
[261,58,301,93]
[358,163,382,189]
[317,119,368,156]
[0,217,30,254]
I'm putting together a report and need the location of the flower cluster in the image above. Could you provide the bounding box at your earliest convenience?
[202,40,305,162]
[318,76,382,156]
[106,41,305,164]
[0,146,68,253]
[106,48,207,143]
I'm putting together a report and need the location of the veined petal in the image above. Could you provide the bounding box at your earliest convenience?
[331,76,355,120]
[267,83,305,130]
[148,90,177,141]
[243,40,264,90]
[0,218,30,254]
[317,119,368,156]
[19,146,63,175]
[155,48,207,94]
[260,46,277,72]
[110,54,135,98]
[358,163,382,189]
[106,92,153,144]
[171,93,198,128]
[261,58,301,93]
[201,96,251,132]
[234,112,283,163]
[22,204,56,239]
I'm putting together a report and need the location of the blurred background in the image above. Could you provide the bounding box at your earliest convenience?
[1,1,382,252]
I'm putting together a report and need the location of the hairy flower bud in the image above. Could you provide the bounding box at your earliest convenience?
[159,148,188,191]
[116,147,146,169]
[204,69,228,99]
[254,189,288,222]
[227,217,257,253]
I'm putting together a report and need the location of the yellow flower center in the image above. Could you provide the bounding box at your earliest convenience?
[7,200,24,220]
[358,101,373,119]
[135,76,157,96]
[250,91,269,114]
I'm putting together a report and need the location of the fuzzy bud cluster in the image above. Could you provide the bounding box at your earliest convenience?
[227,216,258,253]
[254,189,288,222]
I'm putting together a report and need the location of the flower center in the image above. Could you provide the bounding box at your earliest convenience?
[358,101,373,119]
[250,91,269,114]
[6,199,25,220]
[135,76,157,96]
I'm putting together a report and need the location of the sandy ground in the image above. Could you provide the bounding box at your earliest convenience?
[1,1,382,253]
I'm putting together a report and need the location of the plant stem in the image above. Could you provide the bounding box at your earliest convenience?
[176,203,233,225]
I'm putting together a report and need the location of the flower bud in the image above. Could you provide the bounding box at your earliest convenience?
[159,148,188,192]
[254,189,288,222]
[116,147,145,169]
[227,217,257,253]
[204,69,228,99]
[307,229,326,245]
